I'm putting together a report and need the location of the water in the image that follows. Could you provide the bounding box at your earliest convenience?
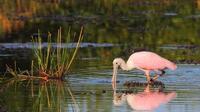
[69,64,200,112]
[1,64,200,112]
[1,0,200,112]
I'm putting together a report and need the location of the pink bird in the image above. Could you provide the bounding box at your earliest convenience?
[112,51,177,89]
[127,91,176,111]
[113,84,177,110]
[126,85,177,110]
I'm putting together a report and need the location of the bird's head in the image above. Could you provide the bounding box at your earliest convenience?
[113,58,124,68]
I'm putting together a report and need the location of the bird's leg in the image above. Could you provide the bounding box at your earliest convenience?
[152,74,159,80]
[152,70,165,80]
[144,84,150,93]
[145,71,151,83]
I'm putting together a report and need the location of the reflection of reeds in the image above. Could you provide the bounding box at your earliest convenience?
[33,27,84,79]
[67,87,80,112]
[0,78,79,112]
[32,80,79,112]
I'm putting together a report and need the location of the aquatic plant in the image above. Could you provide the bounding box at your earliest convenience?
[5,62,45,81]
[4,27,83,81]
[32,27,84,79]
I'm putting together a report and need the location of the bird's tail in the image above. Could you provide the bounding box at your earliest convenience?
[165,60,177,70]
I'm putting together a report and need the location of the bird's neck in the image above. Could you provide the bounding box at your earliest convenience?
[120,60,131,71]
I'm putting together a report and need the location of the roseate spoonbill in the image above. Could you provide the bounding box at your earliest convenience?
[112,51,177,88]
[113,84,177,111]
[126,84,177,110]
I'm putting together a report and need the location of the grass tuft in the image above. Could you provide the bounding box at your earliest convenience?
[5,27,83,81]
[32,27,84,79]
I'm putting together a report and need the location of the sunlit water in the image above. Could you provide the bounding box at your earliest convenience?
[0,45,200,112]
[68,64,200,112]
[1,57,200,112]
[2,65,199,112]
[1,0,200,112]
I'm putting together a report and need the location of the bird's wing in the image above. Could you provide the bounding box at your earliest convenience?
[128,52,170,70]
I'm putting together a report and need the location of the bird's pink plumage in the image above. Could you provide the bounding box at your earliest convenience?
[127,92,176,110]
[127,51,176,70]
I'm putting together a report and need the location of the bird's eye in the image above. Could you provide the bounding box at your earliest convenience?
[116,62,118,64]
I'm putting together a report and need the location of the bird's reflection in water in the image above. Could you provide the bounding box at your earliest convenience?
[113,84,176,111]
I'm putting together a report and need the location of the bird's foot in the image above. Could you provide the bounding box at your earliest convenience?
[152,73,164,81]
[148,78,155,84]
[157,70,165,77]
[158,73,164,77]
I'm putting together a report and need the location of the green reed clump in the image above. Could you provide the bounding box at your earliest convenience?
[33,27,83,79]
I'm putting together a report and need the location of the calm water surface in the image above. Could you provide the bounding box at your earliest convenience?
[69,64,200,112]
[1,64,200,112]
[1,0,200,112]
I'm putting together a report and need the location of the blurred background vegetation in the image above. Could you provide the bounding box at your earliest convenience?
[0,0,200,44]
[0,0,200,72]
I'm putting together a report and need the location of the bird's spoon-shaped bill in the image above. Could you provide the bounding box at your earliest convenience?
[112,65,118,90]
